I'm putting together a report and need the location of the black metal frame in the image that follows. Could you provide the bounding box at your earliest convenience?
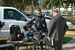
[8,37,49,50]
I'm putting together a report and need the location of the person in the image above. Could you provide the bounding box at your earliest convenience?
[47,9,68,50]
[25,10,47,50]
[26,10,47,32]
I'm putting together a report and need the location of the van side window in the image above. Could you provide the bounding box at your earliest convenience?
[4,9,24,20]
[4,9,14,19]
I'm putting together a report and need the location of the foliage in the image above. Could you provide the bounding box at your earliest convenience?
[0,0,75,11]
[0,0,38,11]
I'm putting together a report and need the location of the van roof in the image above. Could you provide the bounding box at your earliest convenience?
[0,6,16,9]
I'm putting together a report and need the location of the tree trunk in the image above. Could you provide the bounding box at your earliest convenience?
[71,7,73,17]
[24,0,26,11]
[58,0,61,14]
[66,7,68,17]
[31,0,34,15]
[58,4,60,14]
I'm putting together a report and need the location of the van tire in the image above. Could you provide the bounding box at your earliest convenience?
[10,25,24,41]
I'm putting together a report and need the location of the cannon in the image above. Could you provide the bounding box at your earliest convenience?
[23,25,46,42]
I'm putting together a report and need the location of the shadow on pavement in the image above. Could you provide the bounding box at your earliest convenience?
[63,37,73,44]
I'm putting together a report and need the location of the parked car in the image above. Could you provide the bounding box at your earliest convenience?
[45,17,51,29]
[0,7,30,38]
[66,22,75,30]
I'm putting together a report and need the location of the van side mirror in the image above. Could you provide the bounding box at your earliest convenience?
[21,16,27,21]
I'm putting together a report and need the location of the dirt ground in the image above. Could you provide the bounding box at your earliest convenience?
[66,31,75,35]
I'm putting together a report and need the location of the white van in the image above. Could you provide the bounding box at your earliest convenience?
[0,7,30,38]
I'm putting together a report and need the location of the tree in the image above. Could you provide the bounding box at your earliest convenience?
[43,0,64,12]
[63,0,75,17]
[2,0,24,10]
[2,0,38,11]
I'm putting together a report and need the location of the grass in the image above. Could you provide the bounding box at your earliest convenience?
[63,34,75,44]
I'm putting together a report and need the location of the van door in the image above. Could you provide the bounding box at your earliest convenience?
[1,9,27,38]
